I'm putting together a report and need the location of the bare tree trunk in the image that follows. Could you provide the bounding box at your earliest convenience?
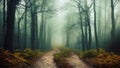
[18,20,21,49]
[39,0,46,50]
[104,0,107,38]
[66,28,70,48]
[35,14,39,49]
[111,0,115,41]
[24,2,27,49]
[30,2,36,50]
[3,0,6,38]
[80,15,85,51]
[98,0,101,44]
[47,26,52,49]
[2,0,6,48]
[4,0,20,51]
[87,13,91,50]
[93,0,99,52]
[85,18,88,50]
[17,12,26,49]
[110,0,116,52]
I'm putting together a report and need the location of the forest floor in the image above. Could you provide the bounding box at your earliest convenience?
[1,48,120,68]
[0,48,92,68]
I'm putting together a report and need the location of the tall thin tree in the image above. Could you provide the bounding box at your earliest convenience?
[111,0,115,41]
[93,0,99,52]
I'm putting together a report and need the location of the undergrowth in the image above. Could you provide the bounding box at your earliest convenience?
[0,48,43,68]
[80,48,120,68]
[54,47,73,68]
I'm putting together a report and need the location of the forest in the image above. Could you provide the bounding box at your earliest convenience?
[0,0,120,68]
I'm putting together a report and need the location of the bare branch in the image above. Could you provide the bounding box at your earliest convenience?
[17,11,25,24]
[114,0,119,7]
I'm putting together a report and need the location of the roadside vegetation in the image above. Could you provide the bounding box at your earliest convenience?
[0,48,43,68]
[54,47,120,68]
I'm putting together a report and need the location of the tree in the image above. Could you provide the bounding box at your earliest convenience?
[39,0,47,50]
[30,0,38,50]
[93,0,99,52]
[111,0,115,41]
[77,1,85,51]
[3,0,6,39]
[23,0,28,49]
[4,0,20,51]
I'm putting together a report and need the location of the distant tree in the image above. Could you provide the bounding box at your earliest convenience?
[77,1,85,51]
[3,0,6,38]
[39,0,47,50]
[111,0,115,41]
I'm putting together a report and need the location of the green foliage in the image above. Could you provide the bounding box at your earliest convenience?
[54,47,73,67]
[54,47,72,58]
[23,48,43,59]
[82,49,97,58]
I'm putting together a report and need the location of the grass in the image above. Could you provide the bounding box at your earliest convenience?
[54,47,73,68]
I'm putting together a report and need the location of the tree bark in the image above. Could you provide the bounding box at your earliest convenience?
[30,2,36,50]
[93,0,99,52]
[4,0,20,51]
[24,2,27,49]
[80,15,85,51]
[87,13,91,50]
[2,0,6,48]
[111,0,115,41]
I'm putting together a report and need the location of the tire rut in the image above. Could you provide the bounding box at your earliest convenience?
[65,53,93,68]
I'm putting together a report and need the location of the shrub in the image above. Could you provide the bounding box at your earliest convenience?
[82,49,97,58]
[0,49,26,67]
[82,48,120,68]
[54,47,73,68]
[23,48,42,59]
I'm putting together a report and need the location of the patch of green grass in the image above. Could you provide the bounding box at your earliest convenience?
[54,47,73,68]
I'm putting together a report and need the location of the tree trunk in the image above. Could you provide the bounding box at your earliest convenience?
[39,0,46,50]
[2,0,6,48]
[110,0,116,52]
[98,0,101,44]
[87,13,91,50]
[93,0,99,52]
[35,14,39,49]
[24,3,27,49]
[85,16,88,50]
[111,0,115,41]
[4,0,19,51]
[80,17,85,51]
[18,20,21,49]
[30,4,36,50]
